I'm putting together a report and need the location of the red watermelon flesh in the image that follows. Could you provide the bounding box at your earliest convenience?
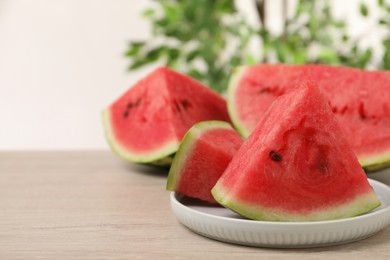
[213,82,381,221]
[228,64,390,171]
[167,121,243,203]
[103,67,231,163]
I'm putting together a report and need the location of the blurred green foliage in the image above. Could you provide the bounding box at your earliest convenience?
[125,0,390,93]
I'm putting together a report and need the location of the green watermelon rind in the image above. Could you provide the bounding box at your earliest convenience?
[211,184,381,222]
[166,120,234,191]
[148,155,174,167]
[227,66,251,138]
[102,109,179,164]
[360,152,390,172]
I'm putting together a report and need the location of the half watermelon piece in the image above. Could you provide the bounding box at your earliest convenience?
[213,82,381,222]
[103,67,231,164]
[167,121,243,203]
[228,64,390,171]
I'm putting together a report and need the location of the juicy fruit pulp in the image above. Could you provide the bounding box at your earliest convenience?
[213,82,381,222]
[228,64,390,171]
[167,121,243,203]
[102,67,231,164]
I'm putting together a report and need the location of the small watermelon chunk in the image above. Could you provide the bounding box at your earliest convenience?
[167,121,243,203]
[228,64,390,171]
[213,82,381,222]
[102,67,231,164]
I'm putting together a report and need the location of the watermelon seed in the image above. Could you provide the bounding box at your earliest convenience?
[174,101,181,112]
[317,161,329,173]
[313,154,330,173]
[257,86,282,96]
[331,105,348,115]
[258,87,272,94]
[340,106,348,115]
[359,103,366,120]
[123,111,129,118]
[127,103,133,109]
[269,150,282,162]
[181,99,191,110]
[135,98,142,107]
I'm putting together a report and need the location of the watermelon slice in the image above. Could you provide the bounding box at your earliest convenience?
[167,121,243,203]
[213,82,381,222]
[228,64,390,171]
[102,67,231,164]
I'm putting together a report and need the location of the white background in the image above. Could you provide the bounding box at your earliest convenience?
[0,0,384,150]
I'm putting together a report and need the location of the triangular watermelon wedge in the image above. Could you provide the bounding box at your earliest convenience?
[167,121,243,203]
[102,67,231,164]
[212,82,381,222]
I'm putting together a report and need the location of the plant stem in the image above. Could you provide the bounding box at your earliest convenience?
[282,0,288,40]
[255,0,266,27]
[255,0,268,63]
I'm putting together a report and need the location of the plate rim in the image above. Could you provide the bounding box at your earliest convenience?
[170,178,390,227]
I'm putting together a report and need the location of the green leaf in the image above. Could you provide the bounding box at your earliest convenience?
[308,15,319,40]
[378,19,388,25]
[166,48,181,67]
[229,56,241,67]
[382,39,390,69]
[275,41,288,63]
[154,18,170,28]
[333,21,346,28]
[318,49,339,64]
[142,8,155,18]
[167,48,180,59]
[360,3,369,17]
[356,49,372,68]
[246,55,256,65]
[342,34,349,42]
[124,42,145,57]
[186,49,200,62]
[146,46,168,60]
[129,59,152,70]
[162,2,180,21]
[352,45,358,54]
[187,69,204,80]
[292,51,307,64]
[216,0,236,13]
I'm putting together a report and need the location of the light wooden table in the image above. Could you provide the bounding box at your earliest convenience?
[1,151,390,259]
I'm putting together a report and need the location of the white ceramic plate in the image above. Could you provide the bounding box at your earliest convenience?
[170,179,390,248]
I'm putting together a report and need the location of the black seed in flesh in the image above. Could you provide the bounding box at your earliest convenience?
[312,154,330,173]
[269,150,282,162]
[181,99,191,110]
[317,161,329,173]
[127,103,133,109]
[135,98,142,107]
[258,87,272,94]
[359,103,366,120]
[123,111,129,118]
[311,144,331,173]
[174,101,181,112]
[340,106,348,115]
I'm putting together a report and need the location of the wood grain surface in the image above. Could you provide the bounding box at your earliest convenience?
[1,151,390,259]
